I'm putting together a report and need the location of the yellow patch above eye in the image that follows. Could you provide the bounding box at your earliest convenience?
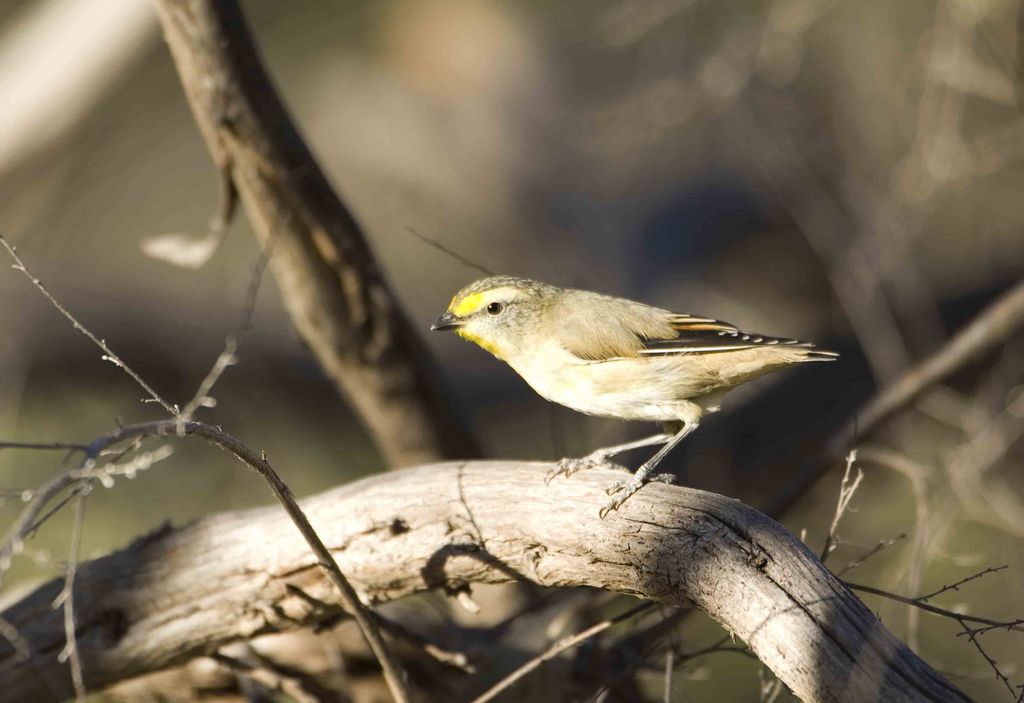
[451,292,485,317]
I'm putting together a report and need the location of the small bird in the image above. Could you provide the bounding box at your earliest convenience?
[431,276,836,517]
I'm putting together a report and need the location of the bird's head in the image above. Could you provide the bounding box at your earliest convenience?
[431,276,556,360]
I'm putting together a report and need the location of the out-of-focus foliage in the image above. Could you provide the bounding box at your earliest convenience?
[1,1,1022,700]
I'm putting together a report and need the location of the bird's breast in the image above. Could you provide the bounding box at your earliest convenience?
[506,350,683,421]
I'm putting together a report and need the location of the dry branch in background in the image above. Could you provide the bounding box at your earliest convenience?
[0,463,965,703]
[766,277,1024,516]
[153,0,478,466]
[850,279,1024,441]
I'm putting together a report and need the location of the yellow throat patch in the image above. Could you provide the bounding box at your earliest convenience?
[456,328,505,360]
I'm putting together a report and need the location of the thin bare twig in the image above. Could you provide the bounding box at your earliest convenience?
[670,637,754,665]
[4,226,261,556]
[24,490,82,543]
[15,447,174,548]
[4,227,263,433]
[181,233,273,418]
[918,565,1008,603]
[957,617,1018,701]
[591,615,746,701]
[836,534,907,576]
[852,574,1024,696]
[854,444,933,647]
[470,602,655,703]
[820,450,864,563]
[181,427,414,702]
[846,581,1024,633]
[3,216,409,699]
[78,446,174,486]
[403,226,495,277]
[0,618,30,672]
[0,236,178,416]
[53,493,86,702]
[1,419,412,703]
[760,668,785,703]
[283,582,474,673]
[237,239,273,335]
[958,618,1024,637]
[0,472,78,576]
[377,617,473,674]
[0,442,88,453]
[179,337,237,422]
[179,236,271,423]
[663,648,674,702]
[209,650,323,703]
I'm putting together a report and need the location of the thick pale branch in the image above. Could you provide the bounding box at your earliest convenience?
[154,0,477,465]
[0,463,964,703]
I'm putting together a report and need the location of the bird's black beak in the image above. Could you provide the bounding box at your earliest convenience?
[430,312,463,331]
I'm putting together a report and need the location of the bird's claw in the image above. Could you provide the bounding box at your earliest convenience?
[604,472,674,495]
[545,452,617,485]
[598,496,626,520]
[604,480,626,496]
[599,472,675,518]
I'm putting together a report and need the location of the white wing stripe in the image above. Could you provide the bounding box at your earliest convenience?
[638,345,760,354]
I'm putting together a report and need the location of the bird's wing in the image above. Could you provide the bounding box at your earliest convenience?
[555,291,677,361]
[637,314,815,355]
[555,289,830,361]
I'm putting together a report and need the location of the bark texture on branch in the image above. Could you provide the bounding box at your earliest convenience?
[154,0,477,466]
[0,462,964,703]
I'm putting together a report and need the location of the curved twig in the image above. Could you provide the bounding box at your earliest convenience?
[1,236,177,416]
[0,420,412,703]
[470,602,655,703]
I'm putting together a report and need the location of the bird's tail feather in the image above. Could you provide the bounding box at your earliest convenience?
[798,348,839,361]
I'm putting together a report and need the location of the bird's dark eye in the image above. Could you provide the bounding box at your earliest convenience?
[486,302,504,315]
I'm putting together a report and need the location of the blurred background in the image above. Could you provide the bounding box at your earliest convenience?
[1,0,1023,700]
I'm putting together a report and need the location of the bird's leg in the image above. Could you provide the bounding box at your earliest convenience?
[599,420,700,518]
[545,433,673,485]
